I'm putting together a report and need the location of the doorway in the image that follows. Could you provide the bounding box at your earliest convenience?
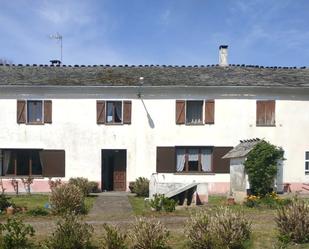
[101,149,126,191]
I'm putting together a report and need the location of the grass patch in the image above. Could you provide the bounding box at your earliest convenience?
[128,196,148,215]
[10,194,49,209]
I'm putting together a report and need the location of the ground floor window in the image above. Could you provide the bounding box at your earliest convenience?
[176,147,212,172]
[1,149,42,176]
[0,149,65,177]
[305,151,309,175]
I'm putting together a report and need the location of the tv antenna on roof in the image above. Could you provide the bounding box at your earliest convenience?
[49,32,63,63]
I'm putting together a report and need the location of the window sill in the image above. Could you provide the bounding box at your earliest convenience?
[26,122,45,125]
[185,123,204,126]
[105,122,124,125]
[256,124,276,127]
[174,172,215,175]
[1,175,44,179]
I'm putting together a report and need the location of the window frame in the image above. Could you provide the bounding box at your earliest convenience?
[1,149,43,177]
[176,146,213,173]
[305,151,309,175]
[256,100,276,127]
[26,100,44,125]
[105,101,123,125]
[185,100,204,125]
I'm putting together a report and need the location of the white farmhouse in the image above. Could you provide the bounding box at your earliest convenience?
[0,46,309,194]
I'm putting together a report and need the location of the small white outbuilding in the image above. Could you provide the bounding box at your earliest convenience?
[223,138,284,203]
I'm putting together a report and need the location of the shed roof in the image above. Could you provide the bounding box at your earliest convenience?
[223,138,261,159]
[0,64,309,87]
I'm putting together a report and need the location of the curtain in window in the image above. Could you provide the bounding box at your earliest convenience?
[176,149,186,172]
[186,102,202,124]
[106,102,113,122]
[188,148,199,161]
[3,151,11,175]
[201,148,212,172]
[114,102,122,122]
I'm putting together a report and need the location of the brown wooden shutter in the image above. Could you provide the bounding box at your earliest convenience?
[176,100,185,124]
[212,147,232,173]
[123,100,132,124]
[265,100,275,126]
[17,100,26,124]
[156,147,176,173]
[40,150,65,177]
[44,100,52,124]
[205,100,215,124]
[256,100,275,126]
[97,100,106,124]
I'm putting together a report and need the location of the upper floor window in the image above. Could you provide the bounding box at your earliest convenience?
[186,101,203,124]
[176,100,215,125]
[17,100,52,125]
[256,100,275,126]
[97,100,132,125]
[106,101,122,124]
[305,151,309,175]
[27,100,43,124]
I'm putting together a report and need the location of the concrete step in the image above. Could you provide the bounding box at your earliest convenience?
[164,182,198,198]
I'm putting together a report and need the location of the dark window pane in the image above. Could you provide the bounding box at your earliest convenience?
[186,101,203,124]
[27,101,43,123]
[188,161,199,171]
[306,162,309,171]
[16,151,30,175]
[114,102,122,123]
[31,151,42,175]
[306,152,309,160]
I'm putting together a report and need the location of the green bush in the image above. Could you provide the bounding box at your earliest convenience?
[27,207,49,216]
[275,199,309,244]
[186,207,251,249]
[149,194,177,212]
[44,213,96,249]
[68,177,91,196]
[0,218,35,249]
[88,181,100,193]
[101,224,127,249]
[0,194,12,212]
[49,183,86,215]
[130,218,170,249]
[132,177,149,197]
[244,193,292,209]
[244,140,284,196]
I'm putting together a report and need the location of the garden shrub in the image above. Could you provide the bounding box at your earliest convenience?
[100,224,127,249]
[0,194,12,212]
[275,199,309,244]
[27,207,49,216]
[0,218,35,249]
[244,140,284,196]
[49,183,85,215]
[68,177,92,197]
[186,210,213,249]
[44,213,96,249]
[186,207,251,249]
[132,177,149,197]
[149,194,177,212]
[88,181,100,193]
[211,207,251,249]
[130,217,170,249]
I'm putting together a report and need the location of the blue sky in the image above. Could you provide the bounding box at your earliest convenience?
[0,0,309,66]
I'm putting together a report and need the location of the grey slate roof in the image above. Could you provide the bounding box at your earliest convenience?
[223,138,261,159]
[0,64,309,87]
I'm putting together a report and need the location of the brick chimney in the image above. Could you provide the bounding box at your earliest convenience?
[219,45,228,67]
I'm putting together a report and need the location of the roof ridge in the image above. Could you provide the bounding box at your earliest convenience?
[0,63,307,70]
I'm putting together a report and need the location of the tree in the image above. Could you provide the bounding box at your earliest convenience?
[244,140,284,196]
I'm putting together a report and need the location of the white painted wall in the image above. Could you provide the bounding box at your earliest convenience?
[0,86,309,192]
